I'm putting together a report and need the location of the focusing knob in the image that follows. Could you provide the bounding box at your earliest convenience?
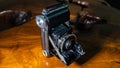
[42,50,51,57]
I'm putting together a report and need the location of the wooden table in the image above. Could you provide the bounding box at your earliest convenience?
[0,0,120,68]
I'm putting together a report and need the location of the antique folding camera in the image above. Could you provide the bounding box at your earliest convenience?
[36,3,85,65]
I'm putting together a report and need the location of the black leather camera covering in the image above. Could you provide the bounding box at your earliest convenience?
[43,3,70,29]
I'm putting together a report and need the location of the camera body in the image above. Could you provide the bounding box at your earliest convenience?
[36,3,85,65]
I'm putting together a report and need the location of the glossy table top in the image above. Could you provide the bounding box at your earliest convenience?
[0,0,120,68]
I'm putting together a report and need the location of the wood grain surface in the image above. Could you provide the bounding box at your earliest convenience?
[0,0,120,68]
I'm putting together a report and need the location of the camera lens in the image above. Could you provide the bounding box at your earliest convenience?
[63,36,76,51]
[65,39,75,49]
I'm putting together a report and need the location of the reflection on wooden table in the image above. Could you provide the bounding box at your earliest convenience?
[0,0,120,68]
